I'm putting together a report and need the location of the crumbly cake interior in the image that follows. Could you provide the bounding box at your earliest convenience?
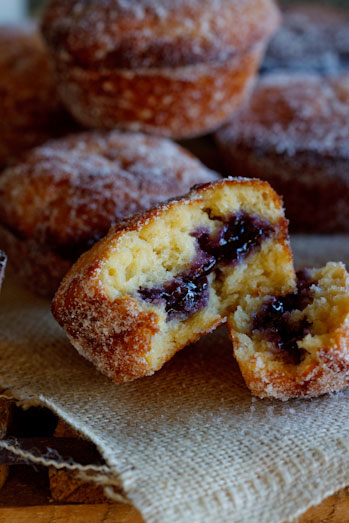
[100,182,294,371]
[230,262,349,374]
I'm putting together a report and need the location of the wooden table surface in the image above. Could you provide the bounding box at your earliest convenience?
[0,464,348,523]
[0,490,349,523]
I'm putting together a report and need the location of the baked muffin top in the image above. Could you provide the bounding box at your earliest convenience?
[41,0,280,69]
[217,73,349,159]
[0,131,219,261]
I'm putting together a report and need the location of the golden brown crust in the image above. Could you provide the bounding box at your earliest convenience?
[55,45,264,139]
[0,22,74,168]
[83,176,284,242]
[42,0,279,138]
[55,271,223,383]
[0,131,219,297]
[228,263,349,400]
[230,330,349,401]
[42,0,280,69]
[53,177,293,383]
[216,73,349,232]
[57,285,160,382]
[53,227,224,383]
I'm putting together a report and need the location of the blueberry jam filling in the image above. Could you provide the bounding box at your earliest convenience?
[139,251,215,321]
[193,212,274,266]
[252,270,314,364]
[139,211,275,321]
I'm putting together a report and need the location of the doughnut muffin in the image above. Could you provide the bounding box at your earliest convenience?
[262,4,349,76]
[0,252,6,291]
[41,0,280,139]
[0,131,219,297]
[0,22,73,168]
[228,263,349,400]
[52,178,295,383]
[216,73,349,233]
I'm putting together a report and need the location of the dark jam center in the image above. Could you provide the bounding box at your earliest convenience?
[139,251,215,321]
[252,270,314,364]
[139,211,274,321]
[194,213,274,266]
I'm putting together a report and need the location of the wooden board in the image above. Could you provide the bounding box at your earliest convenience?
[0,489,348,523]
[0,463,348,522]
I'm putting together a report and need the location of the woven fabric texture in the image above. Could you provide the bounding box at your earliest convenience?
[0,236,348,523]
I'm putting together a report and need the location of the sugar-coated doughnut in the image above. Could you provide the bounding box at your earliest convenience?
[228,262,349,399]
[41,0,280,139]
[0,131,220,297]
[52,178,295,383]
[262,4,349,76]
[216,73,349,233]
[0,22,74,168]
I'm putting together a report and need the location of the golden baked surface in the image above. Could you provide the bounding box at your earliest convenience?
[52,178,294,383]
[42,0,280,69]
[229,262,349,399]
[0,131,219,296]
[41,1,279,138]
[0,22,71,167]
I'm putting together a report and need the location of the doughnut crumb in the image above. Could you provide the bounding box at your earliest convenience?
[52,178,294,383]
[228,262,349,399]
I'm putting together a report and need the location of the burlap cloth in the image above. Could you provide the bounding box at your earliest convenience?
[0,235,348,523]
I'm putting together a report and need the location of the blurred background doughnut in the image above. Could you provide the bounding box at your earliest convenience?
[216,73,349,233]
[0,131,220,296]
[262,3,349,76]
[41,0,280,139]
[0,21,75,169]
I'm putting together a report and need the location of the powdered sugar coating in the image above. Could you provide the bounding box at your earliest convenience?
[52,177,293,383]
[0,22,72,167]
[41,0,279,138]
[263,4,349,76]
[0,131,219,295]
[218,73,349,158]
[42,0,280,69]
